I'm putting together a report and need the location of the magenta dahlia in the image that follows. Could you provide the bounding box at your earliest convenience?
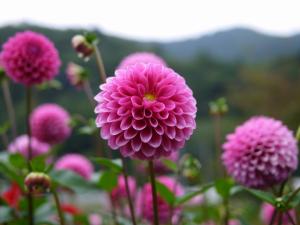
[95,63,197,160]
[0,31,60,86]
[261,203,296,225]
[118,52,166,69]
[30,103,71,144]
[8,135,50,159]
[139,176,184,224]
[222,116,298,189]
[55,153,94,180]
[111,175,136,204]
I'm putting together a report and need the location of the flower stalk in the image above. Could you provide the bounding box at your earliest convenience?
[52,189,65,225]
[148,160,159,225]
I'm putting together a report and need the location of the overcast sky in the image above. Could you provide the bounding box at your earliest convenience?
[1,0,299,41]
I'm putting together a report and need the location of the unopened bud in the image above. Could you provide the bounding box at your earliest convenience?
[209,97,228,116]
[180,154,201,183]
[25,172,51,195]
[296,126,300,142]
[66,62,88,88]
[72,35,94,59]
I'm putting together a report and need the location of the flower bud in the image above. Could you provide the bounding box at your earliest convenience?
[180,154,201,183]
[209,97,228,116]
[66,62,88,88]
[25,172,51,195]
[296,126,300,142]
[72,35,94,59]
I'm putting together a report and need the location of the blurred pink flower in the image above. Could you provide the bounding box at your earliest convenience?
[8,134,50,159]
[118,52,166,69]
[111,175,136,204]
[222,116,298,189]
[89,213,102,225]
[30,103,71,144]
[65,62,88,88]
[55,153,94,180]
[95,63,196,160]
[139,176,184,224]
[261,203,296,225]
[0,30,60,86]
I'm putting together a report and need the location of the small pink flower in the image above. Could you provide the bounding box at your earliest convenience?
[139,176,184,224]
[111,175,136,204]
[89,213,102,225]
[0,31,61,86]
[118,52,166,69]
[222,116,298,189]
[261,203,296,225]
[55,153,94,180]
[8,135,50,159]
[30,104,71,144]
[95,63,197,160]
[65,62,88,88]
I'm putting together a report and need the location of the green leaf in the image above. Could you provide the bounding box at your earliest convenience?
[162,159,178,172]
[9,153,27,169]
[98,171,118,192]
[92,157,122,173]
[156,181,176,205]
[243,188,276,205]
[50,170,97,194]
[215,178,235,199]
[30,155,47,172]
[175,183,213,206]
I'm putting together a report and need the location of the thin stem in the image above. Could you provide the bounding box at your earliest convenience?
[25,86,34,225]
[213,114,223,178]
[83,80,95,107]
[277,212,283,225]
[269,210,278,225]
[148,160,159,225]
[286,186,300,207]
[2,80,17,139]
[223,198,229,225]
[52,189,65,225]
[169,163,181,224]
[93,43,107,83]
[286,211,296,225]
[121,158,137,225]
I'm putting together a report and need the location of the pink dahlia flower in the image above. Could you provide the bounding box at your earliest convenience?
[55,153,93,180]
[139,176,184,224]
[111,175,136,204]
[0,31,60,86]
[95,63,197,160]
[222,116,298,189]
[89,213,102,225]
[30,104,71,144]
[261,203,296,225]
[8,135,50,159]
[118,52,166,69]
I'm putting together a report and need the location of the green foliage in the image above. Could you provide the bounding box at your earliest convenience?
[98,170,118,192]
[155,180,176,205]
[92,157,122,173]
[215,178,235,199]
[243,188,276,205]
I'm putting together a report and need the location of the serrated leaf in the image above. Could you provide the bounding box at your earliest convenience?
[175,183,213,206]
[92,157,122,173]
[243,188,276,205]
[98,171,118,192]
[156,180,176,205]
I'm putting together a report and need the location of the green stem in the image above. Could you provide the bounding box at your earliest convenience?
[83,80,95,107]
[286,186,300,207]
[286,211,296,225]
[213,114,223,178]
[52,189,65,225]
[277,212,283,225]
[269,209,278,225]
[148,160,159,225]
[93,43,107,83]
[121,158,137,225]
[223,198,229,225]
[26,86,34,225]
[2,80,17,139]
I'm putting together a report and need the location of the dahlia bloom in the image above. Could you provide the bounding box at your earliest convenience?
[261,203,295,225]
[95,63,197,160]
[118,52,166,69]
[0,31,60,86]
[55,154,94,180]
[139,176,184,224]
[111,175,136,204]
[66,62,88,88]
[8,135,50,159]
[30,104,71,144]
[222,116,298,189]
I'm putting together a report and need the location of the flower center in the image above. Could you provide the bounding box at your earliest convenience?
[144,93,156,101]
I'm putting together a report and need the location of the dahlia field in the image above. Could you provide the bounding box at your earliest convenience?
[0,30,299,225]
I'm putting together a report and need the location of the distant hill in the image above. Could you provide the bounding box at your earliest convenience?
[161,28,300,62]
[1,25,300,63]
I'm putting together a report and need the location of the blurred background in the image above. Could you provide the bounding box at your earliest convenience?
[1,0,300,182]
